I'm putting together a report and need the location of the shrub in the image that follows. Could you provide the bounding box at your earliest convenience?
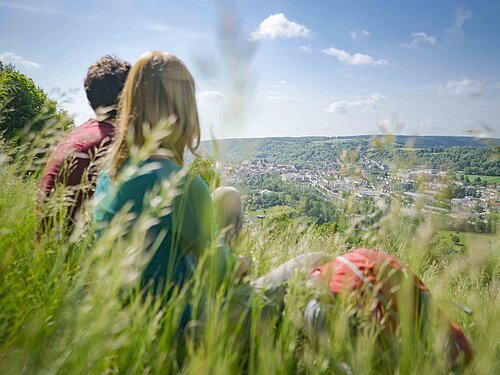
[0,62,71,141]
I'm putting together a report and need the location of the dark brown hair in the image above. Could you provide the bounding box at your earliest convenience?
[84,55,131,115]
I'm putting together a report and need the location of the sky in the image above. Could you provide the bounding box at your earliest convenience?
[1,0,500,139]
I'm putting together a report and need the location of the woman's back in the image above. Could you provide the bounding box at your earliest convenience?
[94,158,233,294]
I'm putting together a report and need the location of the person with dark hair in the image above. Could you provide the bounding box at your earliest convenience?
[83,55,130,120]
[38,55,131,232]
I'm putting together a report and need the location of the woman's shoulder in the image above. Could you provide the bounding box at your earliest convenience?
[96,158,210,199]
[114,159,177,186]
[146,159,209,191]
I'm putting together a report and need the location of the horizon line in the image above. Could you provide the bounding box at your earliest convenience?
[200,134,500,142]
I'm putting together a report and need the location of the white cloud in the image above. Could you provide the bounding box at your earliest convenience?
[0,51,41,68]
[446,8,472,37]
[197,90,225,100]
[322,47,388,66]
[144,23,169,32]
[300,45,312,52]
[0,1,57,13]
[279,80,287,85]
[438,78,482,96]
[410,32,437,47]
[0,1,40,12]
[324,93,385,113]
[248,13,311,41]
[349,29,370,39]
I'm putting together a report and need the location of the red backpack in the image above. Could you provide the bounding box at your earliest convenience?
[309,248,473,367]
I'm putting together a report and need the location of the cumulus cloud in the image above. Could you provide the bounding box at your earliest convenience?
[0,51,41,68]
[299,45,312,52]
[197,90,226,100]
[322,47,388,66]
[446,8,472,37]
[410,32,437,47]
[349,29,370,39]
[248,13,311,41]
[324,93,385,113]
[438,78,482,96]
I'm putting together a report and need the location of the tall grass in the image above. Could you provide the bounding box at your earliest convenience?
[0,118,499,374]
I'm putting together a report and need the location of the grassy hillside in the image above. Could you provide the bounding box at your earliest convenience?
[466,175,500,185]
[0,127,499,374]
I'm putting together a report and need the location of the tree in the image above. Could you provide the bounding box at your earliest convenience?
[189,157,221,192]
[0,62,69,140]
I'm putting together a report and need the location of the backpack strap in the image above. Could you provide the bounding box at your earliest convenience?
[336,255,399,321]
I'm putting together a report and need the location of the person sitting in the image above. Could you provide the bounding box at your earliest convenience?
[304,248,473,371]
[38,55,131,233]
[93,52,242,299]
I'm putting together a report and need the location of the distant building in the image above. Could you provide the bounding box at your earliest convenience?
[394,181,414,191]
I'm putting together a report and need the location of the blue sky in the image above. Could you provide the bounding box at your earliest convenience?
[1,0,499,139]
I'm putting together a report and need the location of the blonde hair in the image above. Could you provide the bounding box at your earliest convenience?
[108,51,200,175]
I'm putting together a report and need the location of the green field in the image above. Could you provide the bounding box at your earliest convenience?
[247,205,298,219]
[247,205,316,228]
[466,175,500,184]
[438,230,500,254]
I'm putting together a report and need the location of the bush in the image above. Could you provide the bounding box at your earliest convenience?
[0,62,71,141]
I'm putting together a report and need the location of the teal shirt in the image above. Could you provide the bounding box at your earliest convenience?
[94,158,234,294]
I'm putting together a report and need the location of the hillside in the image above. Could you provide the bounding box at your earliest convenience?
[200,135,500,175]
[1,131,499,374]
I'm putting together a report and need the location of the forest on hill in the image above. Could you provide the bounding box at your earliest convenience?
[201,135,500,175]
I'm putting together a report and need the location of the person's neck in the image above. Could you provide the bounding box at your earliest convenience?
[99,117,116,126]
[94,106,117,125]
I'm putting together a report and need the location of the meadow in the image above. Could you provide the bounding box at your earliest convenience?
[0,122,499,375]
[466,175,500,185]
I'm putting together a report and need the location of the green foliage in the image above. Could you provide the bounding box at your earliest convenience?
[366,146,500,176]
[451,234,461,244]
[0,62,71,140]
[189,157,221,192]
[203,136,500,175]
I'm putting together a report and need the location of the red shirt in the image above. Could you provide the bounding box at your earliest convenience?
[39,119,115,217]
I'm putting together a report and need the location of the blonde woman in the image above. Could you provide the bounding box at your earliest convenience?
[94,52,241,297]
